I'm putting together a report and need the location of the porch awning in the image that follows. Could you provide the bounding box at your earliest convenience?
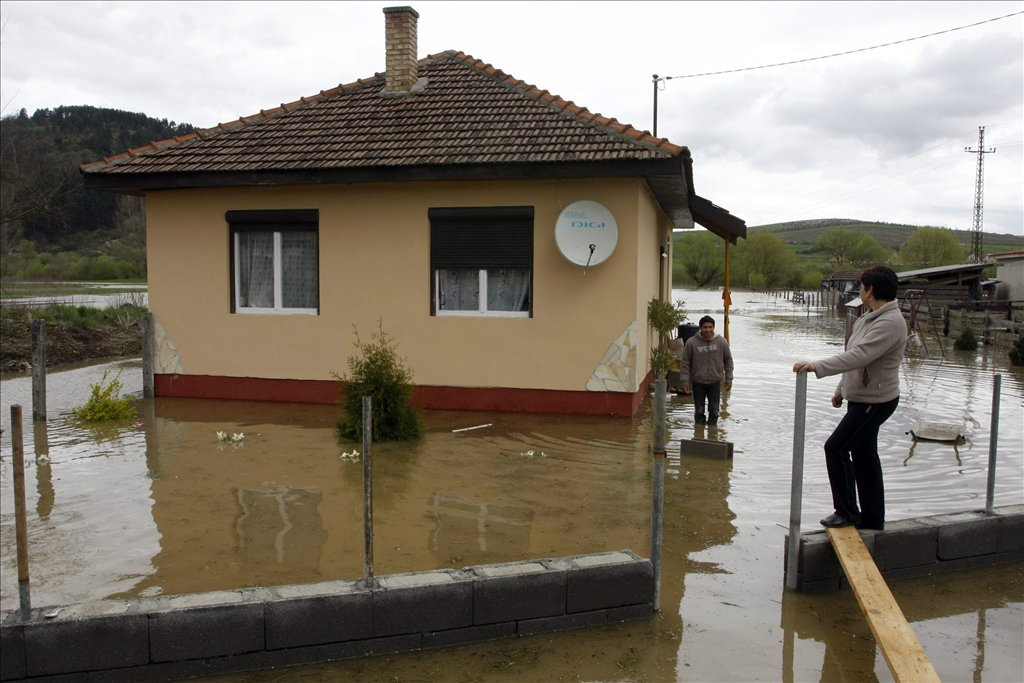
[690,194,747,244]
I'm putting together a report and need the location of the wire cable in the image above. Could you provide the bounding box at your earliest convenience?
[657,10,1024,82]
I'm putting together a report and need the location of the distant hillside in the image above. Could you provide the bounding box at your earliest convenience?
[1,105,195,250]
[749,219,1023,251]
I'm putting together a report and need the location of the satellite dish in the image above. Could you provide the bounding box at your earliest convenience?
[555,200,618,267]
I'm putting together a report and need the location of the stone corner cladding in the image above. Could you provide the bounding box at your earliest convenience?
[0,551,654,681]
[587,321,639,392]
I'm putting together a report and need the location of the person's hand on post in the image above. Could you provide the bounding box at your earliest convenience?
[792,361,815,373]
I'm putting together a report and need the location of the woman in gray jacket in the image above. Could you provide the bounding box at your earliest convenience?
[793,266,907,530]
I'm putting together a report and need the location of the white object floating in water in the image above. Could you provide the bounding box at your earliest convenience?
[340,450,362,461]
[908,422,966,443]
[452,423,492,433]
[520,450,549,458]
[217,431,246,443]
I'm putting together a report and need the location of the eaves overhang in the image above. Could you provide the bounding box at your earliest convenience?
[688,194,747,244]
[81,156,696,217]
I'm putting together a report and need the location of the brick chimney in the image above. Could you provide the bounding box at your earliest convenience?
[383,6,419,93]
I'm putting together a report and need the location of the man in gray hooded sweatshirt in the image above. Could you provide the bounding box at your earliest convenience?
[680,316,734,424]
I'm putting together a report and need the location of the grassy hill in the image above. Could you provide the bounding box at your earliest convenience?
[749,219,1023,252]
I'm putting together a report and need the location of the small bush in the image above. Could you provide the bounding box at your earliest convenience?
[1010,334,1024,366]
[73,370,137,421]
[647,298,687,379]
[335,322,423,442]
[953,325,978,351]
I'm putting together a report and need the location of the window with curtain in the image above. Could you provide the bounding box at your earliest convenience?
[429,207,533,317]
[227,209,319,314]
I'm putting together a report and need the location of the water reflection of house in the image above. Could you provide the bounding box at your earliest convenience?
[427,492,534,565]
[80,6,745,417]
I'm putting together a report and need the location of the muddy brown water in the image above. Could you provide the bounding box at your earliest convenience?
[1,289,1021,682]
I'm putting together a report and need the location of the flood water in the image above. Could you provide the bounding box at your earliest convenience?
[1,288,1021,682]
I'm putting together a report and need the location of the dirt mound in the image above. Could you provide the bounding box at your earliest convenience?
[0,318,142,375]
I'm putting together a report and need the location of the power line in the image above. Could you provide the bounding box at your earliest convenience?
[656,10,1024,82]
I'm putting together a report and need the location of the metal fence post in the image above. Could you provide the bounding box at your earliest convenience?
[786,372,807,591]
[985,374,1001,515]
[362,396,374,588]
[651,378,667,611]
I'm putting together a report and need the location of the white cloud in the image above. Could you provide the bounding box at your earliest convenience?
[2,0,1021,234]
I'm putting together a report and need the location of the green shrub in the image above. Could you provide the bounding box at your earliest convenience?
[953,325,978,351]
[73,370,137,421]
[647,298,687,378]
[335,322,423,442]
[1010,334,1024,366]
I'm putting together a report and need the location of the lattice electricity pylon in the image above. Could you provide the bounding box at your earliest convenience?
[965,126,996,263]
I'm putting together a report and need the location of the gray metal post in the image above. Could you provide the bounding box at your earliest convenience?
[786,372,808,591]
[12,406,32,619]
[31,320,46,421]
[985,374,1001,515]
[362,396,374,588]
[141,313,155,398]
[650,378,667,611]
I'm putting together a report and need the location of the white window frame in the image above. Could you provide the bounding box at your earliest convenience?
[232,229,318,315]
[433,269,530,318]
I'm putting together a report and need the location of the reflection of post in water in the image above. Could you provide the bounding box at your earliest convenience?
[33,421,54,520]
[973,607,986,683]
[139,397,160,478]
[779,589,877,683]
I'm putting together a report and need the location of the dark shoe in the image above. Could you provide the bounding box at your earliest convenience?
[695,415,707,424]
[820,513,855,528]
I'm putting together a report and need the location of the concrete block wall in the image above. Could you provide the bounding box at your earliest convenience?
[785,505,1024,593]
[0,550,653,682]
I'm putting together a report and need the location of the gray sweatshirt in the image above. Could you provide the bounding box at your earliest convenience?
[680,333,734,385]
[814,299,907,403]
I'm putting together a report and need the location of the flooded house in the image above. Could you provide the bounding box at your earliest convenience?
[81,5,745,416]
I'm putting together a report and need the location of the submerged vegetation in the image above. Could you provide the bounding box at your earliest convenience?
[73,370,137,421]
[335,321,424,442]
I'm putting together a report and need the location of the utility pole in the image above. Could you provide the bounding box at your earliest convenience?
[965,126,995,263]
[652,74,660,137]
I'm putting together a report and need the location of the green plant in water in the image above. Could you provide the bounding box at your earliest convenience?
[647,297,686,378]
[73,370,137,421]
[953,325,978,351]
[1009,333,1024,366]
[335,321,424,442]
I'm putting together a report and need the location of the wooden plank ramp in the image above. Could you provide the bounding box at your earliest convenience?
[826,526,941,683]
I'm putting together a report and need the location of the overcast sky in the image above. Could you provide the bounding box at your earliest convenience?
[2,1,1022,236]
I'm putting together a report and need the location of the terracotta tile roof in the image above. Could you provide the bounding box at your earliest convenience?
[82,51,686,177]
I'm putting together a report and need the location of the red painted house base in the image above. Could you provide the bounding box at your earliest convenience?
[154,374,651,417]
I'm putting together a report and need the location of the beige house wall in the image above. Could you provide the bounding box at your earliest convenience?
[146,178,668,395]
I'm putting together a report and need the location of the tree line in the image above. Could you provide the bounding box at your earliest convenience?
[0,105,1009,289]
[673,225,978,290]
[1,105,195,280]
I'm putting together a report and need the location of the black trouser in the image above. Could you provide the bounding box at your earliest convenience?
[823,397,899,526]
[693,381,721,420]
